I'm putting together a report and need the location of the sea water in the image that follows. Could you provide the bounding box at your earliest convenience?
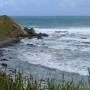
[4,16,90,76]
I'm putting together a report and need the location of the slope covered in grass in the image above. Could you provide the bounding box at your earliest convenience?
[0,15,24,40]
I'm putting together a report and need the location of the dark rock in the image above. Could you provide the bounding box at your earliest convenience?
[0,58,8,61]
[37,35,43,39]
[24,27,48,39]
[36,33,48,39]
[27,44,35,47]
[1,63,8,67]
[38,33,48,37]
[24,27,37,36]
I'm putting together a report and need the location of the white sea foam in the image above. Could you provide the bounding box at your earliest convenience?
[18,47,90,76]
[6,27,90,76]
[34,27,90,35]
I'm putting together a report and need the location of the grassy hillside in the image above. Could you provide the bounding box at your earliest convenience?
[0,15,24,40]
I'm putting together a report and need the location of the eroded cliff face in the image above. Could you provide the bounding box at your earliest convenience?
[0,15,25,39]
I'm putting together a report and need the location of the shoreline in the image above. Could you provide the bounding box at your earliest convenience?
[0,54,88,83]
[0,15,90,84]
[0,38,21,48]
[0,43,88,81]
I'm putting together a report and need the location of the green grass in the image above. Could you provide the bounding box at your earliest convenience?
[0,15,11,39]
[0,15,23,40]
[0,68,90,90]
[0,24,11,39]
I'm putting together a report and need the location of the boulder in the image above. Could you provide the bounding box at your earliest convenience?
[24,27,48,39]
[0,59,8,61]
[38,33,48,37]
[1,63,8,68]
[24,27,36,35]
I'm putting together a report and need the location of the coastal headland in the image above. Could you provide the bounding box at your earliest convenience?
[0,15,48,47]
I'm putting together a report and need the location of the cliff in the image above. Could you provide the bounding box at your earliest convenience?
[0,15,25,40]
[0,15,48,47]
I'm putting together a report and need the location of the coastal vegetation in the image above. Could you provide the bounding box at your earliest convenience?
[0,68,90,90]
[0,15,24,39]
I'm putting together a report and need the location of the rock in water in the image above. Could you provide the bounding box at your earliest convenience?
[24,27,48,39]
[1,63,8,68]
[24,27,37,36]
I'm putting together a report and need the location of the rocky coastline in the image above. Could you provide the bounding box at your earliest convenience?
[0,15,49,75]
[0,15,48,48]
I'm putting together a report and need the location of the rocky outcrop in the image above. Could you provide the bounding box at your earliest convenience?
[24,27,48,39]
[0,15,49,48]
[0,15,48,40]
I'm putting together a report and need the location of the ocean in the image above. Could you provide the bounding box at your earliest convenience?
[2,16,90,76]
[12,16,90,28]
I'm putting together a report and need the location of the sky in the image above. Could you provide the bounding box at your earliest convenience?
[0,0,90,16]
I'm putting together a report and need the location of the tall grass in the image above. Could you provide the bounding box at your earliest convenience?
[0,68,90,90]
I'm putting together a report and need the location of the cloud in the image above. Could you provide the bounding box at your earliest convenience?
[0,0,90,15]
[58,0,90,8]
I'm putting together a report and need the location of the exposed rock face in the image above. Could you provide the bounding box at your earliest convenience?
[24,27,37,36]
[24,27,48,39]
[0,15,25,39]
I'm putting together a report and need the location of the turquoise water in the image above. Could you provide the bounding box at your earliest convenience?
[12,16,90,28]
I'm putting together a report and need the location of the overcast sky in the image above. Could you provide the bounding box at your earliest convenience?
[0,0,90,16]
